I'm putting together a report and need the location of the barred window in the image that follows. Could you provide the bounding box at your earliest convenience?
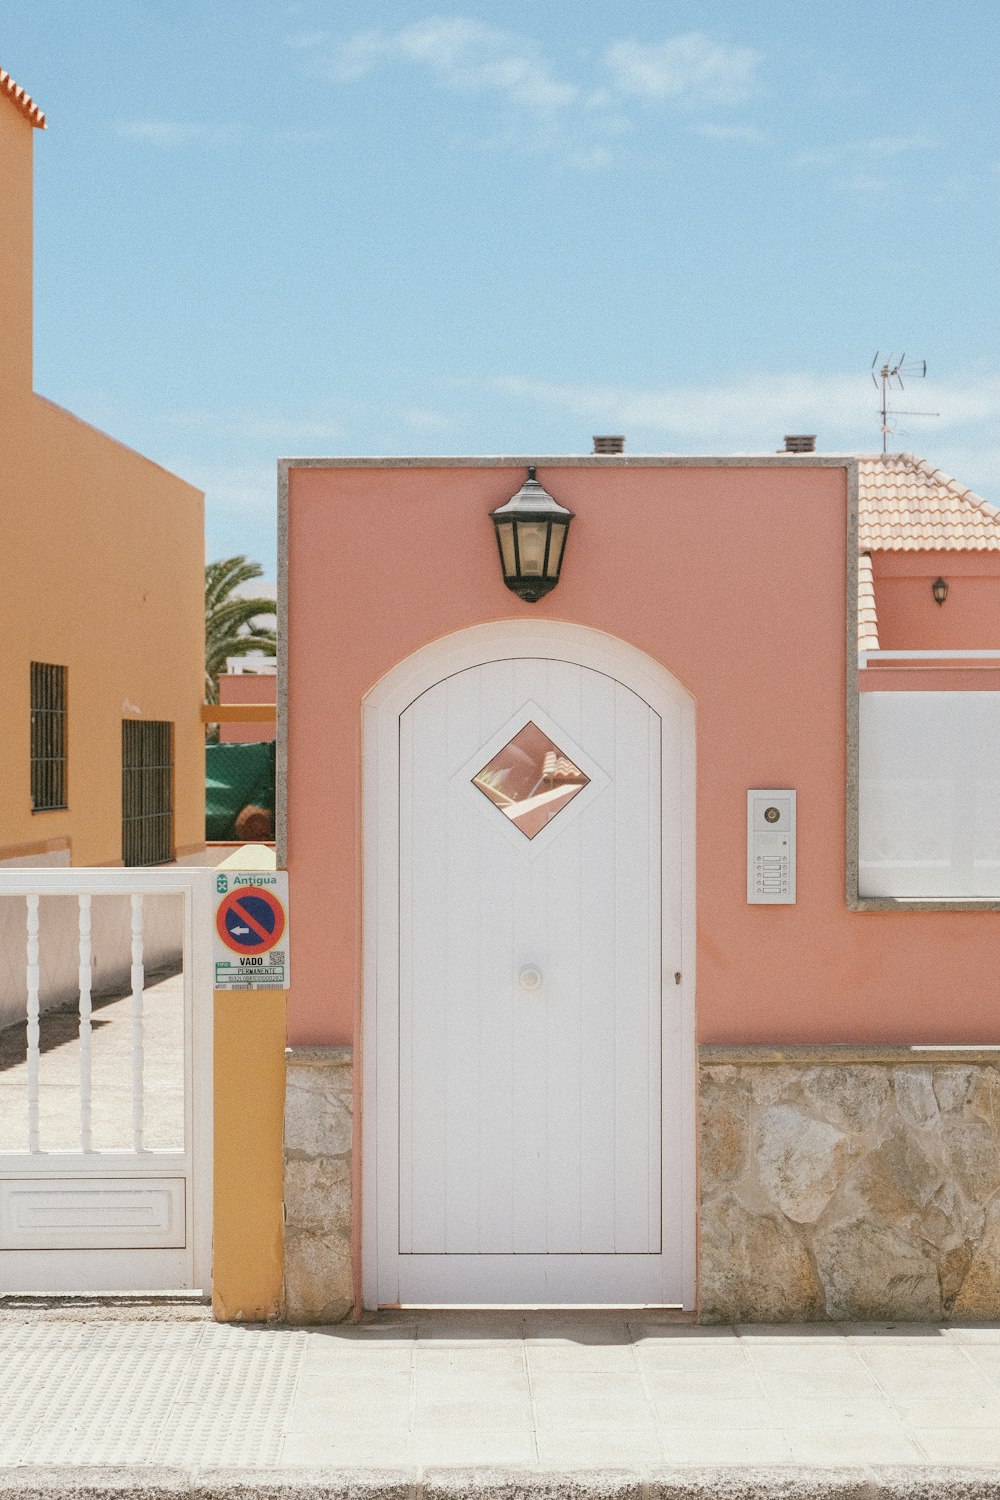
[122,720,174,866]
[30,662,67,812]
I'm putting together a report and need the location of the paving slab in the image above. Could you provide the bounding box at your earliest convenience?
[1,1311,1000,1491]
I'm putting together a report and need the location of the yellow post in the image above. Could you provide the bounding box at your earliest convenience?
[211,844,286,1321]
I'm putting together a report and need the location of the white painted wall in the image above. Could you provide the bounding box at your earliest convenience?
[0,850,71,869]
[859,691,1000,898]
[0,893,183,1031]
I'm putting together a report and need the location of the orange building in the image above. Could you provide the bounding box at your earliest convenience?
[0,71,204,868]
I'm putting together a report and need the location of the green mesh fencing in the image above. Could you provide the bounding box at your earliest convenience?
[206,739,276,841]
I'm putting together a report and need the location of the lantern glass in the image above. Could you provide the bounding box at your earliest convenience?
[496,520,517,578]
[517,521,548,576]
[546,521,567,578]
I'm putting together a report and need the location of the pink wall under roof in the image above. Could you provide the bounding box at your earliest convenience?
[218,671,277,744]
[871,551,1000,651]
[285,460,1000,1049]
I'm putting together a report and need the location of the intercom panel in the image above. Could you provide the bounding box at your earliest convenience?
[747,790,796,904]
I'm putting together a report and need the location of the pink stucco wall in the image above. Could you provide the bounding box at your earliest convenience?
[285,461,1000,1049]
[218,672,277,744]
[872,551,1000,650]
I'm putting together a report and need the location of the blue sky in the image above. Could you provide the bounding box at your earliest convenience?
[5,1,999,575]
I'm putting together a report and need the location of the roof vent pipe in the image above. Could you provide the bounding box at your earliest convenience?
[593,436,625,454]
[782,434,816,453]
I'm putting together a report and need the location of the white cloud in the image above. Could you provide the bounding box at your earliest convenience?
[330,16,577,113]
[935,446,1000,495]
[182,459,278,517]
[401,407,456,433]
[572,145,615,170]
[115,120,237,146]
[798,134,935,167]
[163,396,457,449]
[304,19,766,164]
[194,461,279,573]
[164,405,350,443]
[485,371,1000,455]
[605,34,762,106]
[865,133,937,157]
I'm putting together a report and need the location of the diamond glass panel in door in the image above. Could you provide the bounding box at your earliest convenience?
[472,721,590,839]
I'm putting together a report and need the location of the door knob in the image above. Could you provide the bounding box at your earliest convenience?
[518,965,542,991]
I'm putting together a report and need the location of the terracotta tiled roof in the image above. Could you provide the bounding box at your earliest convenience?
[857,553,879,653]
[859,453,1000,552]
[0,69,46,129]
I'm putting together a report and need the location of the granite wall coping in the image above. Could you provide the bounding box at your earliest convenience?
[701,1044,1000,1067]
[285,1046,354,1069]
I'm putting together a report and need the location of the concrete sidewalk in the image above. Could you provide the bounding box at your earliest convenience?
[2,1307,1000,1493]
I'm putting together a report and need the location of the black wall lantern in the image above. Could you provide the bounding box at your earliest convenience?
[490,467,574,603]
[932,576,949,605]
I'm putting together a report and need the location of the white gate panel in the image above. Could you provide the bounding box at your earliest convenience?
[0,869,213,1294]
[0,1175,186,1249]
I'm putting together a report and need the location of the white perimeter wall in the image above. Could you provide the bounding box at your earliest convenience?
[859,691,1000,898]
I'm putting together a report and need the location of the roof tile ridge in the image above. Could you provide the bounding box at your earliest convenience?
[913,454,1000,522]
[858,451,913,472]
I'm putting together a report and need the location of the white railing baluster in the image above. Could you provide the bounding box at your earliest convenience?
[78,894,93,1152]
[26,894,40,1153]
[130,893,145,1151]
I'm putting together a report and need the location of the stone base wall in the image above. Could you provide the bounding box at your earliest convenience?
[283,1046,353,1323]
[699,1047,1000,1323]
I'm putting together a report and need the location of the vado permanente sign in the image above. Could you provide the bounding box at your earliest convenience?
[214,871,290,990]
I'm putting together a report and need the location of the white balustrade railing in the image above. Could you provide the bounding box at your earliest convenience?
[130,893,145,1153]
[78,894,93,1152]
[25,894,40,1154]
[0,868,212,1157]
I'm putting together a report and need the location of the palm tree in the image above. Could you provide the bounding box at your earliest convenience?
[205,556,277,706]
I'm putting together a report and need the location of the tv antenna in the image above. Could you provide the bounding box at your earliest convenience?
[871,353,938,453]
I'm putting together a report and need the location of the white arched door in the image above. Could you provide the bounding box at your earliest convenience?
[363,625,695,1307]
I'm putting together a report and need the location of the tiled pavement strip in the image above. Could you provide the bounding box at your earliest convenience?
[2,1311,1000,1494]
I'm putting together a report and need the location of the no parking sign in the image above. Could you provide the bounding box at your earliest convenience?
[214,871,290,989]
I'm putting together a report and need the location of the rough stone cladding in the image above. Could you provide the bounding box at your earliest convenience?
[859,454,1000,552]
[283,1049,353,1323]
[700,1059,1000,1323]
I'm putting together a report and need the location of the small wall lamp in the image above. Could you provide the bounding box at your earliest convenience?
[932,577,949,606]
[490,467,574,603]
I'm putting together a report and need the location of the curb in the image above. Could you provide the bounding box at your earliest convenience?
[1,1468,1000,1500]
